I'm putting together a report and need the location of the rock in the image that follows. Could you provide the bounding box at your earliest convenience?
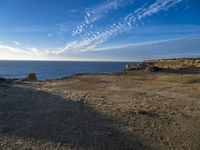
[0,78,7,83]
[124,62,163,72]
[145,66,161,72]
[0,78,15,84]
[124,62,151,71]
[25,73,38,81]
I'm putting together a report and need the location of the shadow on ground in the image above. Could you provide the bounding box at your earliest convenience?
[0,84,150,150]
[157,68,200,74]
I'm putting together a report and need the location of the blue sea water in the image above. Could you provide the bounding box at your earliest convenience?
[0,61,130,80]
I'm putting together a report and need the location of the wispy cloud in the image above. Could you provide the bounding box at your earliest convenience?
[47,33,53,37]
[82,35,200,61]
[55,23,75,37]
[69,9,79,13]
[72,0,134,36]
[0,44,31,55]
[1,35,199,61]
[56,0,185,54]
[0,42,50,56]
[0,26,56,33]
[91,36,197,51]
[0,0,187,60]
[13,41,21,46]
[0,44,58,60]
[128,24,200,34]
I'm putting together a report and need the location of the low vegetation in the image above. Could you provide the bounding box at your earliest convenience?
[124,58,200,73]
[147,58,200,69]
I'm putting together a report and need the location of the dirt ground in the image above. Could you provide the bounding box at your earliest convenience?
[0,71,200,150]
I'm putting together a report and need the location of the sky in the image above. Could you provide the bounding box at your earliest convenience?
[0,0,200,61]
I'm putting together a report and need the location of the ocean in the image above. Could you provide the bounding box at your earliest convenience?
[0,61,130,80]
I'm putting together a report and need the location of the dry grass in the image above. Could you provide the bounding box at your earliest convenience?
[149,58,200,69]
[186,86,200,98]
[155,74,200,83]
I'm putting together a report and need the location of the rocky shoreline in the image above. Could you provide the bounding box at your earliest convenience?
[0,59,200,149]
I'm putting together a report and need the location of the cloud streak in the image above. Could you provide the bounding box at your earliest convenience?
[0,0,186,59]
[82,35,200,61]
[13,41,21,46]
[0,43,49,56]
[1,35,199,60]
[91,36,198,51]
[0,44,31,55]
[56,0,185,54]
[72,0,134,36]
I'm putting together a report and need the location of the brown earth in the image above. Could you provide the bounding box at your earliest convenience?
[0,71,200,150]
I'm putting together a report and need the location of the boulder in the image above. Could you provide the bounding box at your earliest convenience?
[26,73,38,81]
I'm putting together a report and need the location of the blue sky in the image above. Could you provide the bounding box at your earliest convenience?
[0,0,200,61]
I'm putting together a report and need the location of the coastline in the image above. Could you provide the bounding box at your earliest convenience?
[0,61,130,80]
[0,59,200,149]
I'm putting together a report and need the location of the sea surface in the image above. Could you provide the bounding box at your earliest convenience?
[0,61,131,80]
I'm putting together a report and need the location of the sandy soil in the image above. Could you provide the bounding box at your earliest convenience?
[0,71,200,150]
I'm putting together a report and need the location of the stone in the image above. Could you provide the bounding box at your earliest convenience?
[145,66,161,72]
[26,73,38,81]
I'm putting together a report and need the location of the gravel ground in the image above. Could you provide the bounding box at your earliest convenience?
[0,71,200,150]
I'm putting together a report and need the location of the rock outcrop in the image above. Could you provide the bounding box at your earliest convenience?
[124,58,200,72]
[124,62,152,71]
[25,73,38,81]
[0,78,7,83]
